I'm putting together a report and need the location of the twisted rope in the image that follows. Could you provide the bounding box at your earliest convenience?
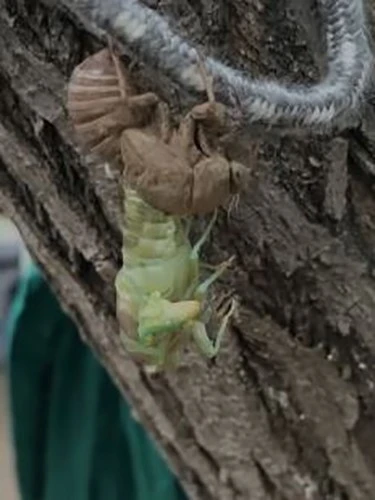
[68,0,373,134]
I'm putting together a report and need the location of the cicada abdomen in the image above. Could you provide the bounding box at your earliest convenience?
[67,48,159,164]
[114,186,236,372]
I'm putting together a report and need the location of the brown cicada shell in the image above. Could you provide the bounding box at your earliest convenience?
[68,48,254,217]
[67,48,159,164]
[120,71,253,216]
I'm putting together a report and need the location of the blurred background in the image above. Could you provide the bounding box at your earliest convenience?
[0,214,28,500]
[0,373,18,500]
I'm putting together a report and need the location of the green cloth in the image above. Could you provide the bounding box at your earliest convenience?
[6,264,186,500]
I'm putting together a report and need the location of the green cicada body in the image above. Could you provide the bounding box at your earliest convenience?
[116,187,234,371]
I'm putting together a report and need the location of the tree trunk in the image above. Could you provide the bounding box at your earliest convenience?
[1,0,375,498]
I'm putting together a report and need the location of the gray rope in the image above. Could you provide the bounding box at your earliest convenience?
[68,0,373,134]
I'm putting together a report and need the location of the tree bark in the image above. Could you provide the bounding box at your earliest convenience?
[1,0,375,498]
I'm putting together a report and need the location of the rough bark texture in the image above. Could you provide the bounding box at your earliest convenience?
[1,0,375,498]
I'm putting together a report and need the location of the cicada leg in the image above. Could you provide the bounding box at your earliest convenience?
[136,331,185,372]
[190,210,217,261]
[108,40,129,101]
[120,331,160,358]
[109,38,161,116]
[191,298,237,358]
[157,330,187,370]
[155,100,173,143]
[183,210,234,300]
[121,330,180,372]
[181,211,217,300]
[192,256,235,302]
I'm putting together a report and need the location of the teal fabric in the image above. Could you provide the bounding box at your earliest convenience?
[6,263,186,500]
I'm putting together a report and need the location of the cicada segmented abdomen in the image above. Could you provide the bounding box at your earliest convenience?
[67,48,156,164]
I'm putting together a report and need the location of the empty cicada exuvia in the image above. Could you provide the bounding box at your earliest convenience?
[67,48,159,164]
